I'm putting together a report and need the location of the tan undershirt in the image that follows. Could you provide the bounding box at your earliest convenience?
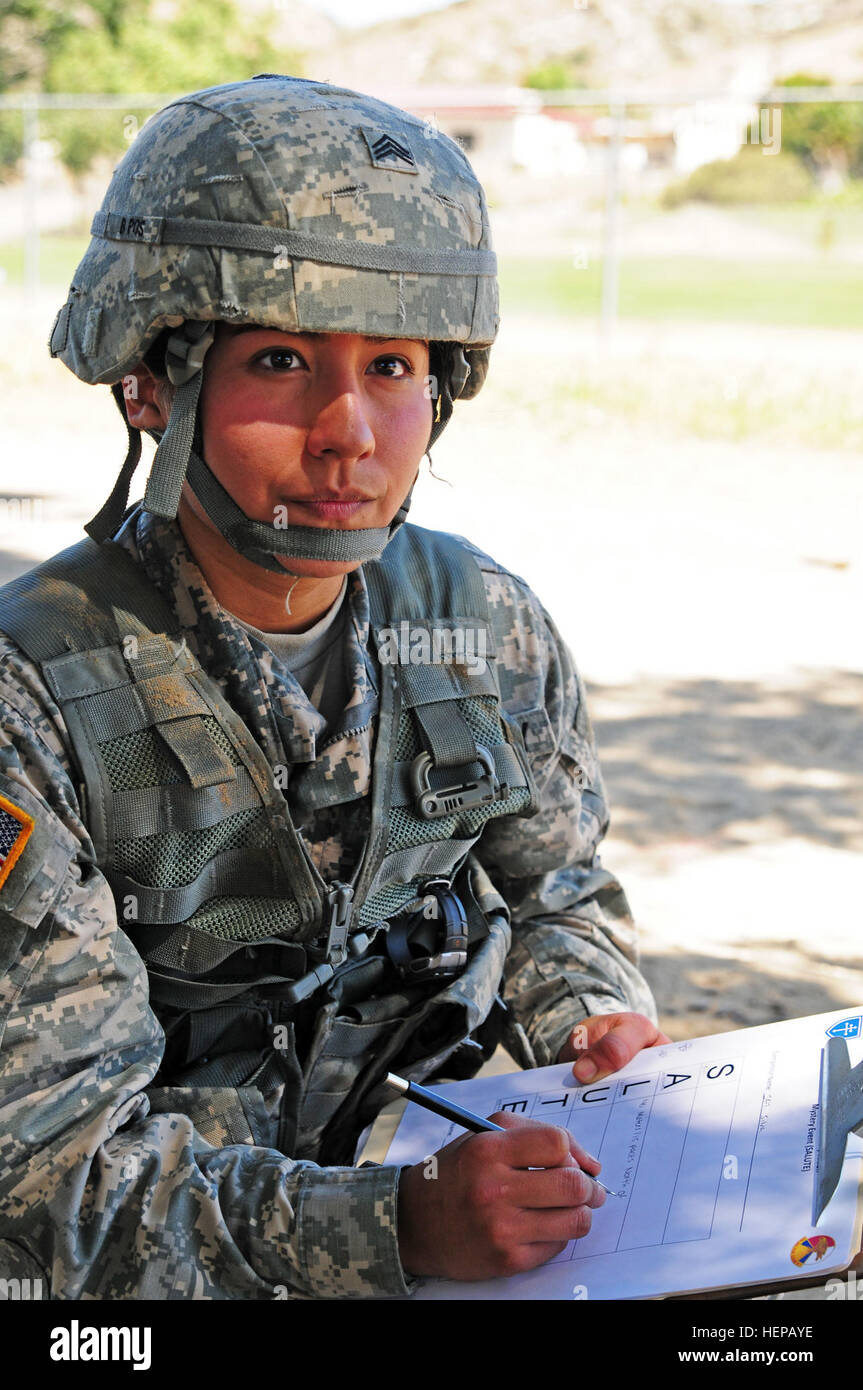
[233,576,350,729]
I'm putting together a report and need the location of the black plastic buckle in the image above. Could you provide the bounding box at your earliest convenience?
[283,883,354,1005]
[390,880,469,984]
[283,960,336,1006]
[410,744,501,821]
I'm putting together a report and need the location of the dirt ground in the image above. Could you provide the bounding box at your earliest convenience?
[1,288,861,1045]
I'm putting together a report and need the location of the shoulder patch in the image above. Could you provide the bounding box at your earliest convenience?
[0,775,77,928]
[0,791,35,890]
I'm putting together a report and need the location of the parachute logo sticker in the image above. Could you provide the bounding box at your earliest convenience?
[790,1234,836,1267]
[0,792,35,890]
[360,127,418,174]
[827,1016,861,1039]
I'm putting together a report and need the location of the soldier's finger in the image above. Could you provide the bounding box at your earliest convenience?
[565,1133,601,1175]
[516,1202,595,1245]
[488,1118,580,1170]
[511,1165,606,1211]
[485,1113,601,1174]
[572,1014,669,1083]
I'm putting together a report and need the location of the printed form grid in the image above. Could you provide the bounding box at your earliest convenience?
[497,1056,744,1261]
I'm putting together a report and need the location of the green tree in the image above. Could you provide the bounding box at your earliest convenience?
[43,0,296,178]
[0,0,136,91]
[773,73,863,178]
[661,146,813,209]
[524,51,592,92]
[0,0,303,180]
[0,0,143,173]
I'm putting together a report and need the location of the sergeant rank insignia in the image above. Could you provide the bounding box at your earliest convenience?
[0,792,34,890]
[360,127,418,174]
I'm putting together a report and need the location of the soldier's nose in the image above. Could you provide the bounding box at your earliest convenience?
[305,388,375,462]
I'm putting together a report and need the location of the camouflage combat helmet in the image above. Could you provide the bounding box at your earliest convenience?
[49,73,499,570]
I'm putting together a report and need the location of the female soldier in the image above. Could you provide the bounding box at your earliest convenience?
[0,75,666,1298]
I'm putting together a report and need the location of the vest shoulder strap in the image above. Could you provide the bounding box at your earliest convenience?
[0,538,178,664]
[364,523,490,627]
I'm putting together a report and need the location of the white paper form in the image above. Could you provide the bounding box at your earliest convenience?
[386,1008,863,1299]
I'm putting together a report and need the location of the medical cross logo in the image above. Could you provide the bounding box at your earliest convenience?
[0,793,34,891]
[360,127,418,173]
[827,1017,861,1039]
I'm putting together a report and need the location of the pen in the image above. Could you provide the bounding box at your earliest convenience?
[384,1072,620,1196]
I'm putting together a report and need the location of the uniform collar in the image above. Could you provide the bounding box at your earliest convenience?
[112,506,379,810]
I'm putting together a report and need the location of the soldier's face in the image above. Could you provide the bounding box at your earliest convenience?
[187,324,431,577]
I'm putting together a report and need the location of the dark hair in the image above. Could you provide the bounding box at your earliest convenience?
[428,340,456,398]
[142,327,173,378]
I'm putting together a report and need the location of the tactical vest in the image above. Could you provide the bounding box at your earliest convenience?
[0,522,539,1163]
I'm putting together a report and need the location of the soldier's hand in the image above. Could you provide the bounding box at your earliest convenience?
[558,1011,672,1082]
[397,1112,605,1281]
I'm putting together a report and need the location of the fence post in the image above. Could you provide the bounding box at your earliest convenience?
[23,94,40,294]
[600,100,625,337]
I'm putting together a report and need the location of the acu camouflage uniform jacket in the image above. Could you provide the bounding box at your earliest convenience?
[0,506,655,1300]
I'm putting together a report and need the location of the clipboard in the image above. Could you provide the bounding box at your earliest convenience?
[385,1007,863,1299]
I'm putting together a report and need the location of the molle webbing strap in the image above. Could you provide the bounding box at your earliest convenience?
[146,967,302,1012]
[84,673,211,741]
[364,524,492,773]
[0,538,179,664]
[412,700,477,770]
[134,922,307,978]
[111,769,259,839]
[107,846,288,925]
[397,660,496,705]
[157,716,237,789]
[70,651,239,792]
[90,212,498,278]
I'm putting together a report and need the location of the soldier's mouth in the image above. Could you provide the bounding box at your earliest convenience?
[291,499,371,520]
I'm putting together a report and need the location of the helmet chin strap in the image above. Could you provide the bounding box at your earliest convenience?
[179,442,411,572]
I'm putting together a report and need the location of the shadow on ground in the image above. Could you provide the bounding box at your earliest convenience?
[591,671,863,853]
[642,947,858,1041]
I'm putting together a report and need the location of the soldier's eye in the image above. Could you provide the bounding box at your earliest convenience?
[256,348,304,371]
[371,355,411,377]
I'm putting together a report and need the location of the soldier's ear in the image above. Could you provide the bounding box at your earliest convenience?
[119,364,173,430]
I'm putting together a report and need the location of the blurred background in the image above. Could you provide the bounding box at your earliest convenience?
[0,0,861,1040]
